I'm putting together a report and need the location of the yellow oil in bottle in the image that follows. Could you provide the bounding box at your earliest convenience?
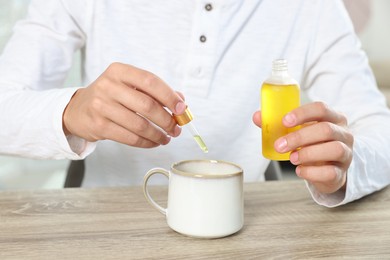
[261,60,300,161]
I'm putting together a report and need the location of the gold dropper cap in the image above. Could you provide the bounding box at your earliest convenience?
[173,107,194,126]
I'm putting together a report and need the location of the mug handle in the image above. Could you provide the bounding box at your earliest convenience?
[143,168,169,215]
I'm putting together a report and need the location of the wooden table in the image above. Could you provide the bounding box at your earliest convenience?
[1,180,389,259]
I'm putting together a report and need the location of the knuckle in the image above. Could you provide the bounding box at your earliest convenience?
[93,78,117,98]
[142,73,159,89]
[107,62,122,72]
[162,89,176,100]
[91,118,109,139]
[156,113,175,131]
[138,96,156,114]
[339,113,348,124]
[333,141,348,160]
[133,117,150,133]
[347,132,354,147]
[314,101,329,116]
[163,118,176,131]
[324,166,339,183]
[321,122,336,140]
[338,125,354,148]
[157,133,169,144]
[93,77,111,92]
[90,97,105,113]
[105,62,125,81]
[127,134,144,147]
[93,117,107,130]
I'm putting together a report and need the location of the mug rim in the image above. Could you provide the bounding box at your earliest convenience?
[171,159,243,179]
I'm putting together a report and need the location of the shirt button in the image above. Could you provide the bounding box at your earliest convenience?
[199,35,207,43]
[205,4,213,11]
[193,67,204,77]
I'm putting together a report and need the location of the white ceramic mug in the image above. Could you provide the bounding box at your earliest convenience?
[143,159,244,239]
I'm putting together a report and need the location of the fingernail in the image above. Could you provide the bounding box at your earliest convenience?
[275,138,287,152]
[164,135,171,145]
[290,152,299,164]
[284,113,295,125]
[172,125,181,137]
[175,102,186,114]
[295,166,301,176]
[162,135,171,145]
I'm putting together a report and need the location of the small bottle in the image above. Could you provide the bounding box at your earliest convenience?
[173,107,208,153]
[261,59,300,161]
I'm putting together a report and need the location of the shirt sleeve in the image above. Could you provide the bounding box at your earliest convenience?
[303,0,390,207]
[0,0,96,160]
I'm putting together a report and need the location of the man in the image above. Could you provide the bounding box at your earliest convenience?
[1,0,389,207]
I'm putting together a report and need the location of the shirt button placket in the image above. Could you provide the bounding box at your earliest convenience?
[200,3,212,43]
[184,1,219,97]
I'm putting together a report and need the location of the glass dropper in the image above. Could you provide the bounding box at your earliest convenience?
[173,107,208,153]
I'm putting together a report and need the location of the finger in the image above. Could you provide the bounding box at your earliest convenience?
[289,141,352,166]
[283,102,347,128]
[101,102,173,145]
[107,63,186,115]
[275,122,353,153]
[154,90,186,113]
[295,164,346,194]
[176,91,185,101]
[112,84,180,137]
[252,111,262,127]
[95,119,161,148]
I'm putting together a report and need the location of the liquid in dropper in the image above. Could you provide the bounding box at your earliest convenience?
[193,135,208,153]
[172,106,209,153]
[186,122,208,153]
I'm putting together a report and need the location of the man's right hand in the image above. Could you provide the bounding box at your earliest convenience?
[62,62,186,148]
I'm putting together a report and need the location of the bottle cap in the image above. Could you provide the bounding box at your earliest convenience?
[173,107,193,126]
[272,59,288,71]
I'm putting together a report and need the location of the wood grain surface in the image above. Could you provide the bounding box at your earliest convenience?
[0,180,389,259]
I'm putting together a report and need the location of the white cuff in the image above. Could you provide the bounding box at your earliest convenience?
[66,134,96,159]
[305,180,347,208]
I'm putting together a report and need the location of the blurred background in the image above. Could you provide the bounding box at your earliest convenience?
[0,0,389,190]
[0,0,81,190]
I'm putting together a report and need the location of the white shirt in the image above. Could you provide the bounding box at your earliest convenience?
[1,0,390,207]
